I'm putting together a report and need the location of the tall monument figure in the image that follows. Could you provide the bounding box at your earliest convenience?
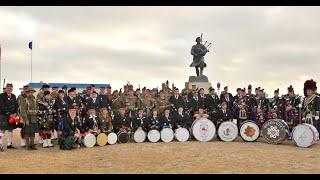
[190,36,209,77]
[186,34,213,93]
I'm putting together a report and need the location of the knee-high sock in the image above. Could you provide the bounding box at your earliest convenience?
[0,130,4,146]
[7,130,13,146]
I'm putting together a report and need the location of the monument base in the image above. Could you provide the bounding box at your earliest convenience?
[186,81,212,94]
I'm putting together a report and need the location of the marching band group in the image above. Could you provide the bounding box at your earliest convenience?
[0,79,319,151]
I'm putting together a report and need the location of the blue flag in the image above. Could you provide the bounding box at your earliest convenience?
[28,41,32,50]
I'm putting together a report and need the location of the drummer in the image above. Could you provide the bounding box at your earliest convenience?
[112,105,131,133]
[132,108,147,132]
[146,108,161,131]
[173,105,192,129]
[83,106,102,135]
[193,105,210,121]
[160,108,176,130]
[98,107,113,133]
[60,106,84,150]
[217,102,233,124]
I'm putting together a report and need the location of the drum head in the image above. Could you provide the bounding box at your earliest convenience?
[147,129,160,143]
[175,128,190,142]
[304,123,319,141]
[192,118,216,142]
[134,129,146,143]
[240,120,260,142]
[292,124,317,148]
[107,132,118,145]
[262,119,288,144]
[160,128,174,143]
[217,121,238,142]
[96,133,108,146]
[118,132,129,143]
[84,134,96,148]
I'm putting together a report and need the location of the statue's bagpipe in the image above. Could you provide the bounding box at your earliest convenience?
[200,33,213,51]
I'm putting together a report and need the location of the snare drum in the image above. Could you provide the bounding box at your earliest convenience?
[147,129,161,143]
[261,119,289,144]
[175,127,190,142]
[133,128,146,143]
[96,133,108,146]
[117,131,130,144]
[83,134,96,148]
[217,121,238,142]
[107,132,117,145]
[160,128,174,143]
[191,118,216,142]
[292,123,319,148]
[239,120,260,142]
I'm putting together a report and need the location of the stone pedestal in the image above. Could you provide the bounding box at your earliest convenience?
[186,75,212,94]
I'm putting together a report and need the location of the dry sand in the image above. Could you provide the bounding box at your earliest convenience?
[0,129,319,174]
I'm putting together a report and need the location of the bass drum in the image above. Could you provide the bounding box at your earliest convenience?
[133,128,146,143]
[160,128,174,143]
[175,127,190,142]
[239,120,260,142]
[117,131,130,144]
[292,123,319,148]
[147,129,161,143]
[107,132,118,145]
[83,134,96,148]
[96,133,108,146]
[261,119,289,144]
[217,121,238,142]
[191,118,216,142]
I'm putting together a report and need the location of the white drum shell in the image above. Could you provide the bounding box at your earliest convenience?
[147,129,161,143]
[191,118,216,142]
[107,132,118,145]
[133,129,147,143]
[292,123,319,148]
[83,134,96,148]
[175,127,190,142]
[240,120,260,142]
[160,128,174,143]
[217,121,238,142]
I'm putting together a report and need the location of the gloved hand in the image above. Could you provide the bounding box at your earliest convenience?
[315,116,319,120]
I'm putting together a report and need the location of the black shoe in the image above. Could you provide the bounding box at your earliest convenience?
[26,146,33,151]
[21,145,26,148]
[7,145,16,149]
[0,145,4,152]
[31,146,37,150]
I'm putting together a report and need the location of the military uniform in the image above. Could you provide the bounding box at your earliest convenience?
[53,97,68,133]
[112,113,131,133]
[173,111,192,129]
[156,96,172,115]
[283,94,301,128]
[37,98,55,147]
[0,91,18,150]
[132,114,147,132]
[19,93,39,150]
[111,95,124,114]
[160,115,176,129]
[98,114,113,132]
[146,115,161,131]
[139,94,155,116]
[60,115,84,150]
[269,96,285,119]
[83,114,102,133]
[125,94,140,117]
[169,95,184,112]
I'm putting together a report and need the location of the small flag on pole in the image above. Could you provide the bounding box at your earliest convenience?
[28,41,32,50]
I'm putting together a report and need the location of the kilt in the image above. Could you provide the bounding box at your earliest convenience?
[0,115,17,130]
[59,135,75,150]
[23,123,39,136]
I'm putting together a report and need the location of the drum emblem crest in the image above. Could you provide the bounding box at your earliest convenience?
[244,125,256,137]
[267,125,280,138]
[200,123,208,135]
[223,128,230,136]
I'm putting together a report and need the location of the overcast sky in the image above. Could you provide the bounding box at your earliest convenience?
[0,6,319,96]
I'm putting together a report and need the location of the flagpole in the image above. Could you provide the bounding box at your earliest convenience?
[30,48,32,83]
[0,44,2,91]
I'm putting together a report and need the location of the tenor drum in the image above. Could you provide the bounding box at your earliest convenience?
[96,133,108,146]
[107,132,118,145]
[292,123,319,148]
[117,131,130,144]
[217,121,238,142]
[133,128,146,143]
[160,128,174,143]
[191,118,216,142]
[147,129,161,143]
[175,127,190,142]
[239,120,260,142]
[261,119,289,144]
[83,134,96,148]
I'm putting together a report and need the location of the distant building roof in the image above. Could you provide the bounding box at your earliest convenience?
[26,82,110,89]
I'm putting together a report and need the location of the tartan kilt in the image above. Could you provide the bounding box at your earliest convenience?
[0,115,17,130]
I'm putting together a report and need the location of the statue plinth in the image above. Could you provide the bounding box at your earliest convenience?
[186,75,212,94]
